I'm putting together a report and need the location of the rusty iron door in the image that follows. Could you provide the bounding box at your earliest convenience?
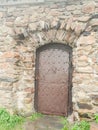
[35,43,72,116]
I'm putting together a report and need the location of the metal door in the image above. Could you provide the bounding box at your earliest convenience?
[35,43,72,116]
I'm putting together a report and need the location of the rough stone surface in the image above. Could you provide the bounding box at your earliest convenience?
[0,0,97,119]
[90,123,98,130]
[24,115,64,130]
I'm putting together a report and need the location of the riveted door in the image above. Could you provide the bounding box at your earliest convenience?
[35,43,72,116]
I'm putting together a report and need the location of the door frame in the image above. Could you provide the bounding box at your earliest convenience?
[34,43,73,116]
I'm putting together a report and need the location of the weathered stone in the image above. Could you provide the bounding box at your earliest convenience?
[77,16,90,22]
[5,22,14,27]
[0,90,13,108]
[0,82,13,91]
[28,23,38,31]
[73,10,82,15]
[76,66,93,73]
[0,25,15,36]
[51,19,61,29]
[0,52,19,58]
[56,30,66,41]
[60,20,67,30]
[39,21,50,31]
[78,55,88,61]
[66,5,76,11]
[64,31,71,42]
[45,30,57,42]
[77,33,96,45]
[0,0,97,117]
[75,22,85,36]
[91,94,98,105]
[78,102,93,110]
[69,35,76,45]
[24,98,32,104]
[90,19,98,26]
[14,16,29,27]
[82,2,95,14]
[90,123,98,130]
[71,21,77,30]
[0,12,3,18]
[66,17,73,31]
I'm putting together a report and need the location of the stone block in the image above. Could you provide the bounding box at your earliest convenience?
[90,19,98,26]
[14,16,29,27]
[77,16,90,22]
[77,34,96,45]
[66,17,73,31]
[82,2,95,14]
[90,123,98,130]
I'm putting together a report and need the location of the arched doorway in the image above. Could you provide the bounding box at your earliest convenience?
[35,43,72,116]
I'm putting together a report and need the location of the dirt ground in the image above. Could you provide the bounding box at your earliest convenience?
[23,115,64,130]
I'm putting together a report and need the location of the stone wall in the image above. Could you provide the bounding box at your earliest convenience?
[0,0,98,118]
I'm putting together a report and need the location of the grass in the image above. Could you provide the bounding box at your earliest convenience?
[30,112,43,121]
[60,117,90,130]
[60,117,72,130]
[0,108,97,130]
[72,120,90,130]
[0,108,44,130]
[94,113,98,123]
[0,108,24,130]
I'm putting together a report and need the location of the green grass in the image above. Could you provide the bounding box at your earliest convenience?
[0,108,97,130]
[30,112,43,121]
[0,108,44,130]
[0,108,24,130]
[94,113,98,123]
[72,120,90,130]
[60,117,72,130]
[61,117,90,130]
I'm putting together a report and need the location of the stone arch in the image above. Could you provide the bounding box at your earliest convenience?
[31,29,77,50]
[14,27,83,114]
[13,14,98,116]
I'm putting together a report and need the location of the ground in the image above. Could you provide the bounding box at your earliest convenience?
[23,115,64,130]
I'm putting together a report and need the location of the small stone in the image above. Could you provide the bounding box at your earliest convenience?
[76,66,93,73]
[90,123,98,130]
[24,98,32,104]
[68,33,76,44]
[51,19,61,29]
[14,16,29,27]
[60,20,67,30]
[56,30,66,41]
[73,10,81,15]
[90,19,98,26]
[39,21,50,31]
[77,16,90,22]
[64,31,71,42]
[45,30,57,41]
[28,23,38,31]
[75,23,85,36]
[0,25,15,36]
[77,33,96,45]
[1,52,19,58]
[66,5,76,11]
[0,12,3,18]
[82,2,95,14]
[66,17,73,31]
[71,21,76,30]
[5,22,14,27]
[77,102,93,110]
[78,55,88,61]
